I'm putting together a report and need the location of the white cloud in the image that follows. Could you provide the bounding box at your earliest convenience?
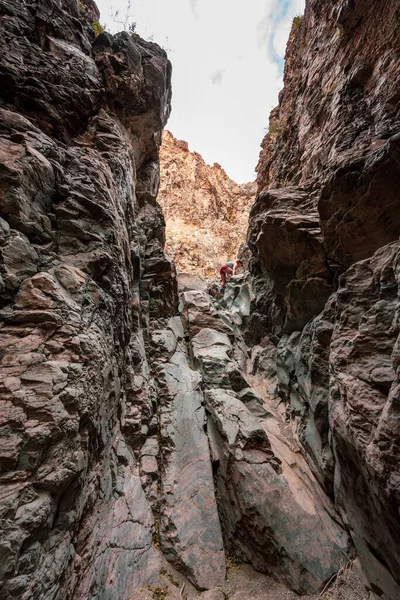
[95,0,305,182]
[210,69,225,85]
[188,0,199,18]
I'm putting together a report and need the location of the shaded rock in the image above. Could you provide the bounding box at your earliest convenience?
[276,316,335,493]
[70,466,161,600]
[246,3,400,596]
[247,187,332,334]
[248,0,400,339]
[179,290,233,335]
[156,346,226,590]
[329,242,400,599]
[319,136,400,269]
[0,0,175,598]
[248,339,278,398]
[223,275,253,324]
[272,242,400,597]
[205,388,350,595]
[191,328,248,392]
[237,388,273,419]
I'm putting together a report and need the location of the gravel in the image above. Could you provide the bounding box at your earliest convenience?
[133,558,370,600]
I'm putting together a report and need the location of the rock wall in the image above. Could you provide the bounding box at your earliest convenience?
[158,131,256,276]
[1,0,398,599]
[247,1,400,598]
[0,1,350,599]
[0,1,176,598]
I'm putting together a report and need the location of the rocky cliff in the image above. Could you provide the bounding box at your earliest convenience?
[0,1,399,600]
[0,1,348,599]
[158,131,256,276]
[247,1,400,599]
[0,0,176,597]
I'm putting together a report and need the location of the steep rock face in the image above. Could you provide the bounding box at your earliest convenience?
[1,0,396,599]
[250,0,400,335]
[178,284,351,596]
[159,131,256,276]
[0,1,175,598]
[247,1,400,598]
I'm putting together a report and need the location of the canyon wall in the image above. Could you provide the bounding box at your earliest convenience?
[0,0,176,597]
[0,0,399,599]
[1,2,345,599]
[247,1,400,598]
[158,131,256,277]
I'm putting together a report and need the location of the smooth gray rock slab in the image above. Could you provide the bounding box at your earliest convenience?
[205,388,350,595]
[177,272,209,293]
[223,276,252,322]
[157,348,226,590]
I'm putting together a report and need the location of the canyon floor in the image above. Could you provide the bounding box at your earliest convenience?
[134,519,368,600]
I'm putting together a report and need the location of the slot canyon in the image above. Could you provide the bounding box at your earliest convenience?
[0,1,399,600]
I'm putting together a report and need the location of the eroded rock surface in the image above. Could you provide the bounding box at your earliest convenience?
[159,131,256,276]
[178,286,351,595]
[0,1,174,598]
[249,0,400,336]
[152,318,226,589]
[247,0,400,597]
[1,0,398,599]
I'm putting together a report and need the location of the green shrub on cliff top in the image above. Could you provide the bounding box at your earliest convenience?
[92,21,104,37]
[269,118,283,136]
[292,15,304,30]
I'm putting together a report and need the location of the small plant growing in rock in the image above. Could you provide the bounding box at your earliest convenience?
[268,118,283,137]
[160,568,180,588]
[128,21,137,35]
[152,587,168,600]
[92,21,104,37]
[225,549,243,573]
[292,14,304,30]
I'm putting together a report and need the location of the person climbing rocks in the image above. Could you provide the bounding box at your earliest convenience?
[219,259,242,293]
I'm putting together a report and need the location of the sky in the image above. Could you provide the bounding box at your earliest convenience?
[95,0,305,182]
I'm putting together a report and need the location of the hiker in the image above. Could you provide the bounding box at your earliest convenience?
[219,260,242,293]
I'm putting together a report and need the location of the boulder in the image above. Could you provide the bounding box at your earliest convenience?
[205,388,350,595]
[179,290,233,335]
[177,272,209,293]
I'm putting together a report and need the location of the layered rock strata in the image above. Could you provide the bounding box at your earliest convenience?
[158,130,256,276]
[0,1,175,597]
[247,1,400,598]
[1,0,397,599]
[0,1,349,598]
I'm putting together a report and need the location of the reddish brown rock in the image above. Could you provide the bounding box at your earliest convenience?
[0,1,175,598]
[155,331,226,590]
[276,242,400,598]
[248,0,400,338]
[248,187,331,333]
[177,284,351,596]
[159,131,256,276]
[247,1,400,597]
[329,242,400,600]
